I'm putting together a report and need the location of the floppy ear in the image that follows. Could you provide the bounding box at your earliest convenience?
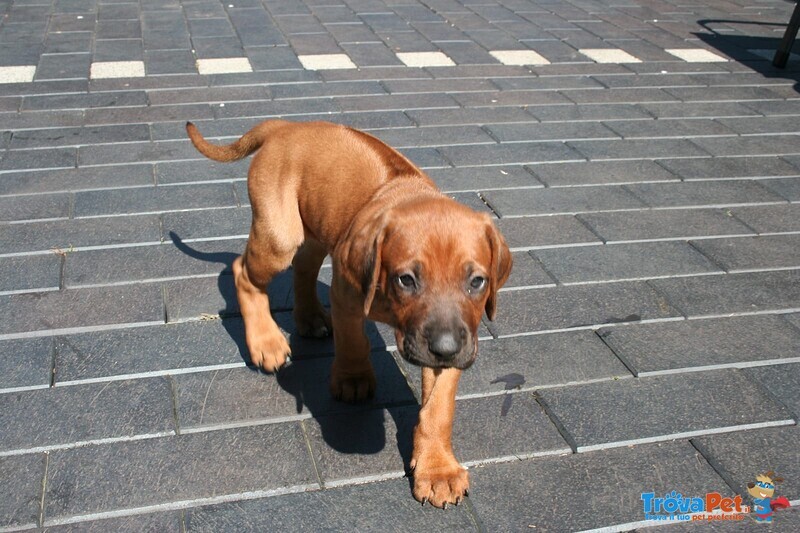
[484,218,512,321]
[336,214,388,316]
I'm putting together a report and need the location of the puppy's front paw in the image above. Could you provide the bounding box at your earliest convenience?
[410,454,469,509]
[330,363,376,403]
[247,331,291,372]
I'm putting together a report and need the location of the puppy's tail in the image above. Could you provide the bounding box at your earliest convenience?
[186,121,278,162]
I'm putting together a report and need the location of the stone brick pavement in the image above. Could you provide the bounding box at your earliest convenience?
[1,0,799,530]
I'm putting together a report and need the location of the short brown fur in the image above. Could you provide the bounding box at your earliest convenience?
[187,120,512,507]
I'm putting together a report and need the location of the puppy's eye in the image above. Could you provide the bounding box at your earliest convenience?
[397,274,416,290]
[469,276,486,291]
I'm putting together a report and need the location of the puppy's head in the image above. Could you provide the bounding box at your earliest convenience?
[343,196,512,369]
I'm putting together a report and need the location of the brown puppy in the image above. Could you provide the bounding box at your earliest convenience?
[187,120,512,508]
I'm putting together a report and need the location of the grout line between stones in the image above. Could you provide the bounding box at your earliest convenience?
[688,438,745,497]
[532,391,578,453]
[299,419,325,490]
[38,452,49,528]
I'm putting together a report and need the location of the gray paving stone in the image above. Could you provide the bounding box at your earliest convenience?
[334,93,459,113]
[568,138,710,161]
[649,270,800,318]
[527,102,653,122]
[520,39,585,63]
[691,235,800,273]
[9,124,151,149]
[35,52,91,80]
[485,281,680,336]
[561,88,678,105]
[730,204,800,233]
[0,164,152,195]
[741,97,800,116]
[453,90,572,108]
[657,156,800,180]
[0,254,61,294]
[401,147,450,169]
[599,315,800,376]
[245,45,303,70]
[161,207,250,241]
[506,251,555,288]
[78,140,200,166]
[401,331,630,397]
[665,85,788,102]
[758,177,800,201]
[746,362,800,419]
[341,42,405,67]
[0,109,89,131]
[94,38,144,62]
[23,91,147,112]
[691,426,800,500]
[590,73,704,89]
[441,141,581,168]
[270,81,384,100]
[539,369,793,451]
[371,125,494,149]
[304,405,416,482]
[64,238,244,287]
[692,135,800,158]
[491,76,603,92]
[435,41,498,65]
[382,78,495,95]
[578,209,753,242]
[44,424,317,521]
[625,180,785,208]
[154,158,249,184]
[486,122,619,143]
[213,98,338,119]
[529,159,677,186]
[43,511,183,532]
[482,186,645,217]
[85,103,214,127]
[0,336,52,391]
[469,442,727,532]
[638,101,760,119]
[0,454,44,530]
[163,275,241,322]
[404,106,535,127]
[717,116,800,136]
[147,85,272,106]
[73,183,237,217]
[426,166,540,192]
[495,215,602,249]
[54,319,247,384]
[534,241,721,284]
[184,477,477,532]
[452,394,570,463]
[604,118,736,139]
[0,147,76,173]
[0,377,174,453]
[0,284,164,337]
[0,215,161,255]
[174,351,414,431]
[44,32,92,54]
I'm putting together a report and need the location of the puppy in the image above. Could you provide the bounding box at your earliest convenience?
[187,120,512,507]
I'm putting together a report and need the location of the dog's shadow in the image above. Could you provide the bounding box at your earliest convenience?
[169,232,418,471]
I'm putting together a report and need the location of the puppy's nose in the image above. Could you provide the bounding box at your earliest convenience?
[428,331,461,359]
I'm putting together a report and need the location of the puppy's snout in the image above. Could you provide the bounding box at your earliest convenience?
[426,327,465,360]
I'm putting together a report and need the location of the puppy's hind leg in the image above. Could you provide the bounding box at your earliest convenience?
[235,217,302,372]
[292,239,332,338]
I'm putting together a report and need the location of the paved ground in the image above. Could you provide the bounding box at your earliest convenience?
[1,0,800,531]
